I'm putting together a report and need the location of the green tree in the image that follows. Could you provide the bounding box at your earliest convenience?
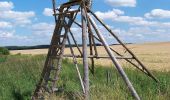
[0,47,10,55]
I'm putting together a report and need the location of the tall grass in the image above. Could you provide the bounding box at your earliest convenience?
[0,55,169,100]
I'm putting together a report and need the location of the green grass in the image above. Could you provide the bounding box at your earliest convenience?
[0,55,170,100]
[0,56,8,63]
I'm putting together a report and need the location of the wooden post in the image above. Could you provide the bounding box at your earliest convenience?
[89,9,158,83]
[87,19,95,75]
[88,15,141,100]
[52,0,57,23]
[81,3,89,100]
[88,30,95,75]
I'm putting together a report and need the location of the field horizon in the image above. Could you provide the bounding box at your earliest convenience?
[10,41,170,72]
[1,41,169,99]
[1,0,170,99]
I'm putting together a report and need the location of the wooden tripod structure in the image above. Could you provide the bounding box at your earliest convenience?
[32,0,158,100]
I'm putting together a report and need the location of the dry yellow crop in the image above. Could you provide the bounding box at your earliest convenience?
[11,42,170,71]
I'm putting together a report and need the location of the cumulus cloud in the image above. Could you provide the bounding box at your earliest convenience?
[125,27,170,41]
[114,16,143,23]
[92,8,170,43]
[43,8,53,16]
[145,9,170,19]
[0,21,12,28]
[0,30,31,46]
[95,9,155,26]
[94,9,170,28]
[114,16,170,28]
[0,31,14,38]
[109,26,170,43]
[0,1,36,44]
[105,0,136,7]
[32,22,55,36]
[0,11,35,24]
[95,9,124,20]
[0,1,35,25]
[0,1,13,11]
[0,30,29,40]
[113,16,159,26]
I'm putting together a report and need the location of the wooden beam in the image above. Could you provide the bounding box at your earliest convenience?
[89,9,158,83]
[88,14,141,100]
[81,3,89,100]
[69,29,83,56]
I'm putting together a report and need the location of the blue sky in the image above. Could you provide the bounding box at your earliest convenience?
[0,0,170,46]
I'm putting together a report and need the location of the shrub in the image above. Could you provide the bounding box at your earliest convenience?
[0,47,10,55]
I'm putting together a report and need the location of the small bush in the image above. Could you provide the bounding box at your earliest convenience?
[0,47,10,55]
[16,53,21,56]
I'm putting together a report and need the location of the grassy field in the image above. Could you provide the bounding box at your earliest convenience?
[11,42,170,71]
[0,54,170,100]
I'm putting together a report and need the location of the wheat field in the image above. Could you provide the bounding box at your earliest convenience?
[2,42,170,100]
[11,42,170,71]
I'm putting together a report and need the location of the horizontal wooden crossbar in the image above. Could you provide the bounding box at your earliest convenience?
[50,54,133,59]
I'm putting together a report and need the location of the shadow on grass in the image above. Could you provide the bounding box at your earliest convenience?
[12,88,32,100]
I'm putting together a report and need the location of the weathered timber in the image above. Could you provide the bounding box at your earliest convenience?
[88,9,158,83]
[88,14,141,100]
[81,2,89,99]
[32,1,158,100]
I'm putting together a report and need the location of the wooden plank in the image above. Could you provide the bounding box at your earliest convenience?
[54,9,80,15]
[81,4,89,100]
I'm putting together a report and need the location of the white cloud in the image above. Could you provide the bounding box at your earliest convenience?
[0,10,35,24]
[30,22,56,45]
[114,16,143,23]
[114,16,170,28]
[32,22,55,36]
[0,1,13,11]
[125,27,170,41]
[105,0,136,7]
[92,8,170,43]
[0,21,12,28]
[110,27,170,43]
[95,9,124,20]
[95,10,157,26]
[113,16,159,26]
[0,30,29,41]
[3,11,35,20]
[0,30,31,46]
[0,1,35,25]
[43,8,53,16]
[145,9,170,19]
[95,9,170,28]
[0,31,14,38]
